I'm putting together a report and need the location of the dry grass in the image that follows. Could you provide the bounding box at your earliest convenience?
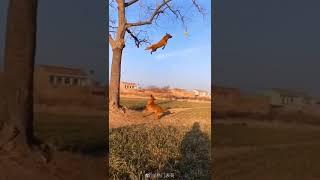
[214,120,320,180]
[109,98,211,179]
[34,113,105,155]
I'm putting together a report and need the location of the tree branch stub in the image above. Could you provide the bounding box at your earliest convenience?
[126,0,172,28]
[124,0,139,7]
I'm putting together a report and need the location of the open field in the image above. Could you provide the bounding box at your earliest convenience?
[109,98,212,179]
[214,119,320,180]
[120,97,210,110]
[34,112,105,155]
[0,112,105,180]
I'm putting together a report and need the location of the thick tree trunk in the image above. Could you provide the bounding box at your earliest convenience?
[108,0,126,111]
[109,48,123,109]
[1,0,38,152]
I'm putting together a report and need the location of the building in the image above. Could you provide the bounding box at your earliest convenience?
[170,88,195,98]
[260,88,311,107]
[34,65,90,89]
[213,86,241,112]
[33,64,105,106]
[192,89,211,98]
[120,81,139,91]
[213,86,270,115]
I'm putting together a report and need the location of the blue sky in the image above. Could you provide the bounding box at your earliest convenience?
[109,0,211,91]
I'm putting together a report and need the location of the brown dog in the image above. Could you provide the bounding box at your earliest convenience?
[145,33,172,54]
[143,95,164,119]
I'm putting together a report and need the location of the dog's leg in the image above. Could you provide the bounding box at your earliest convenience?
[162,45,166,50]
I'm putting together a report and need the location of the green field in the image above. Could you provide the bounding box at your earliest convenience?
[214,122,320,180]
[34,113,105,155]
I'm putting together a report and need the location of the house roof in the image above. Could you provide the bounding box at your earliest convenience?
[37,65,87,77]
[121,81,138,86]
[193,89,209,93]
[270,88,307,97]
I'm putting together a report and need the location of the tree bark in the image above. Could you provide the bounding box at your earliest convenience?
[109,0,126,110]
[1,0,38,152]
[109,48,123,109]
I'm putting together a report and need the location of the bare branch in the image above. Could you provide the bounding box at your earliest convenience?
[126,0,172,27]
[191,0,205,13]
[126,28,149,48]
[109,34,115,48]
[125,0,139,7]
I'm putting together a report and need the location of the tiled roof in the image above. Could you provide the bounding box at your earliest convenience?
[121,81,137,86]
[37,65,87,76]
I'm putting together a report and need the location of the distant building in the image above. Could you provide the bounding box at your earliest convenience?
[213,86,241,112]
[192,89,211,98]
[170,88,195,98]
[120,81,139,91]
[260,88,315,107]
[213,86,270,115]
[34,65,90,88]
[33,64,105,106]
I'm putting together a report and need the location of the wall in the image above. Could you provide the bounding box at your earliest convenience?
[33,67,105,115]
[233,95,270,114]
[213,87,240,113]
[214,90,270,115]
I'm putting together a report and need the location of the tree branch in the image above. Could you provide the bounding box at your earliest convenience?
[125,0,139,7]
[126,28,149,48]
[126,0,172,27]
[109,34,115,48]
[191,0,204,13]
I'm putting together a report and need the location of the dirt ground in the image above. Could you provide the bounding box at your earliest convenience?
[214,118,320,180]
[0,150,105,180]
[109,106,211,132]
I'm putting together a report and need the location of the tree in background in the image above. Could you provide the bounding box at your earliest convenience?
[108,0,205,111]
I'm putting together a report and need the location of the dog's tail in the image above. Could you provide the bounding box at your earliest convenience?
[145,46,151,50]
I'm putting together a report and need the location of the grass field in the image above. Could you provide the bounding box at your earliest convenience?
[34,113,105,155]
[120,97,210,110]
[109,98,212,179]
[214,121,320,180]
[0,112,106,180]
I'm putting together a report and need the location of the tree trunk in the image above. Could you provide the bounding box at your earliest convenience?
[108,0,126,111]
[1,0,38,152]
[109,48,123,109]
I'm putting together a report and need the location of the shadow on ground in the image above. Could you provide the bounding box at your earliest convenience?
[162,122,211,179]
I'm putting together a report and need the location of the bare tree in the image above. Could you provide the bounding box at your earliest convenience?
[108,0,205,111]
[0,0,50,162]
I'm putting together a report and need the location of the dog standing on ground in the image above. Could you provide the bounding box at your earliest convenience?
[145,33,173,54]
[143,95,164,119]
